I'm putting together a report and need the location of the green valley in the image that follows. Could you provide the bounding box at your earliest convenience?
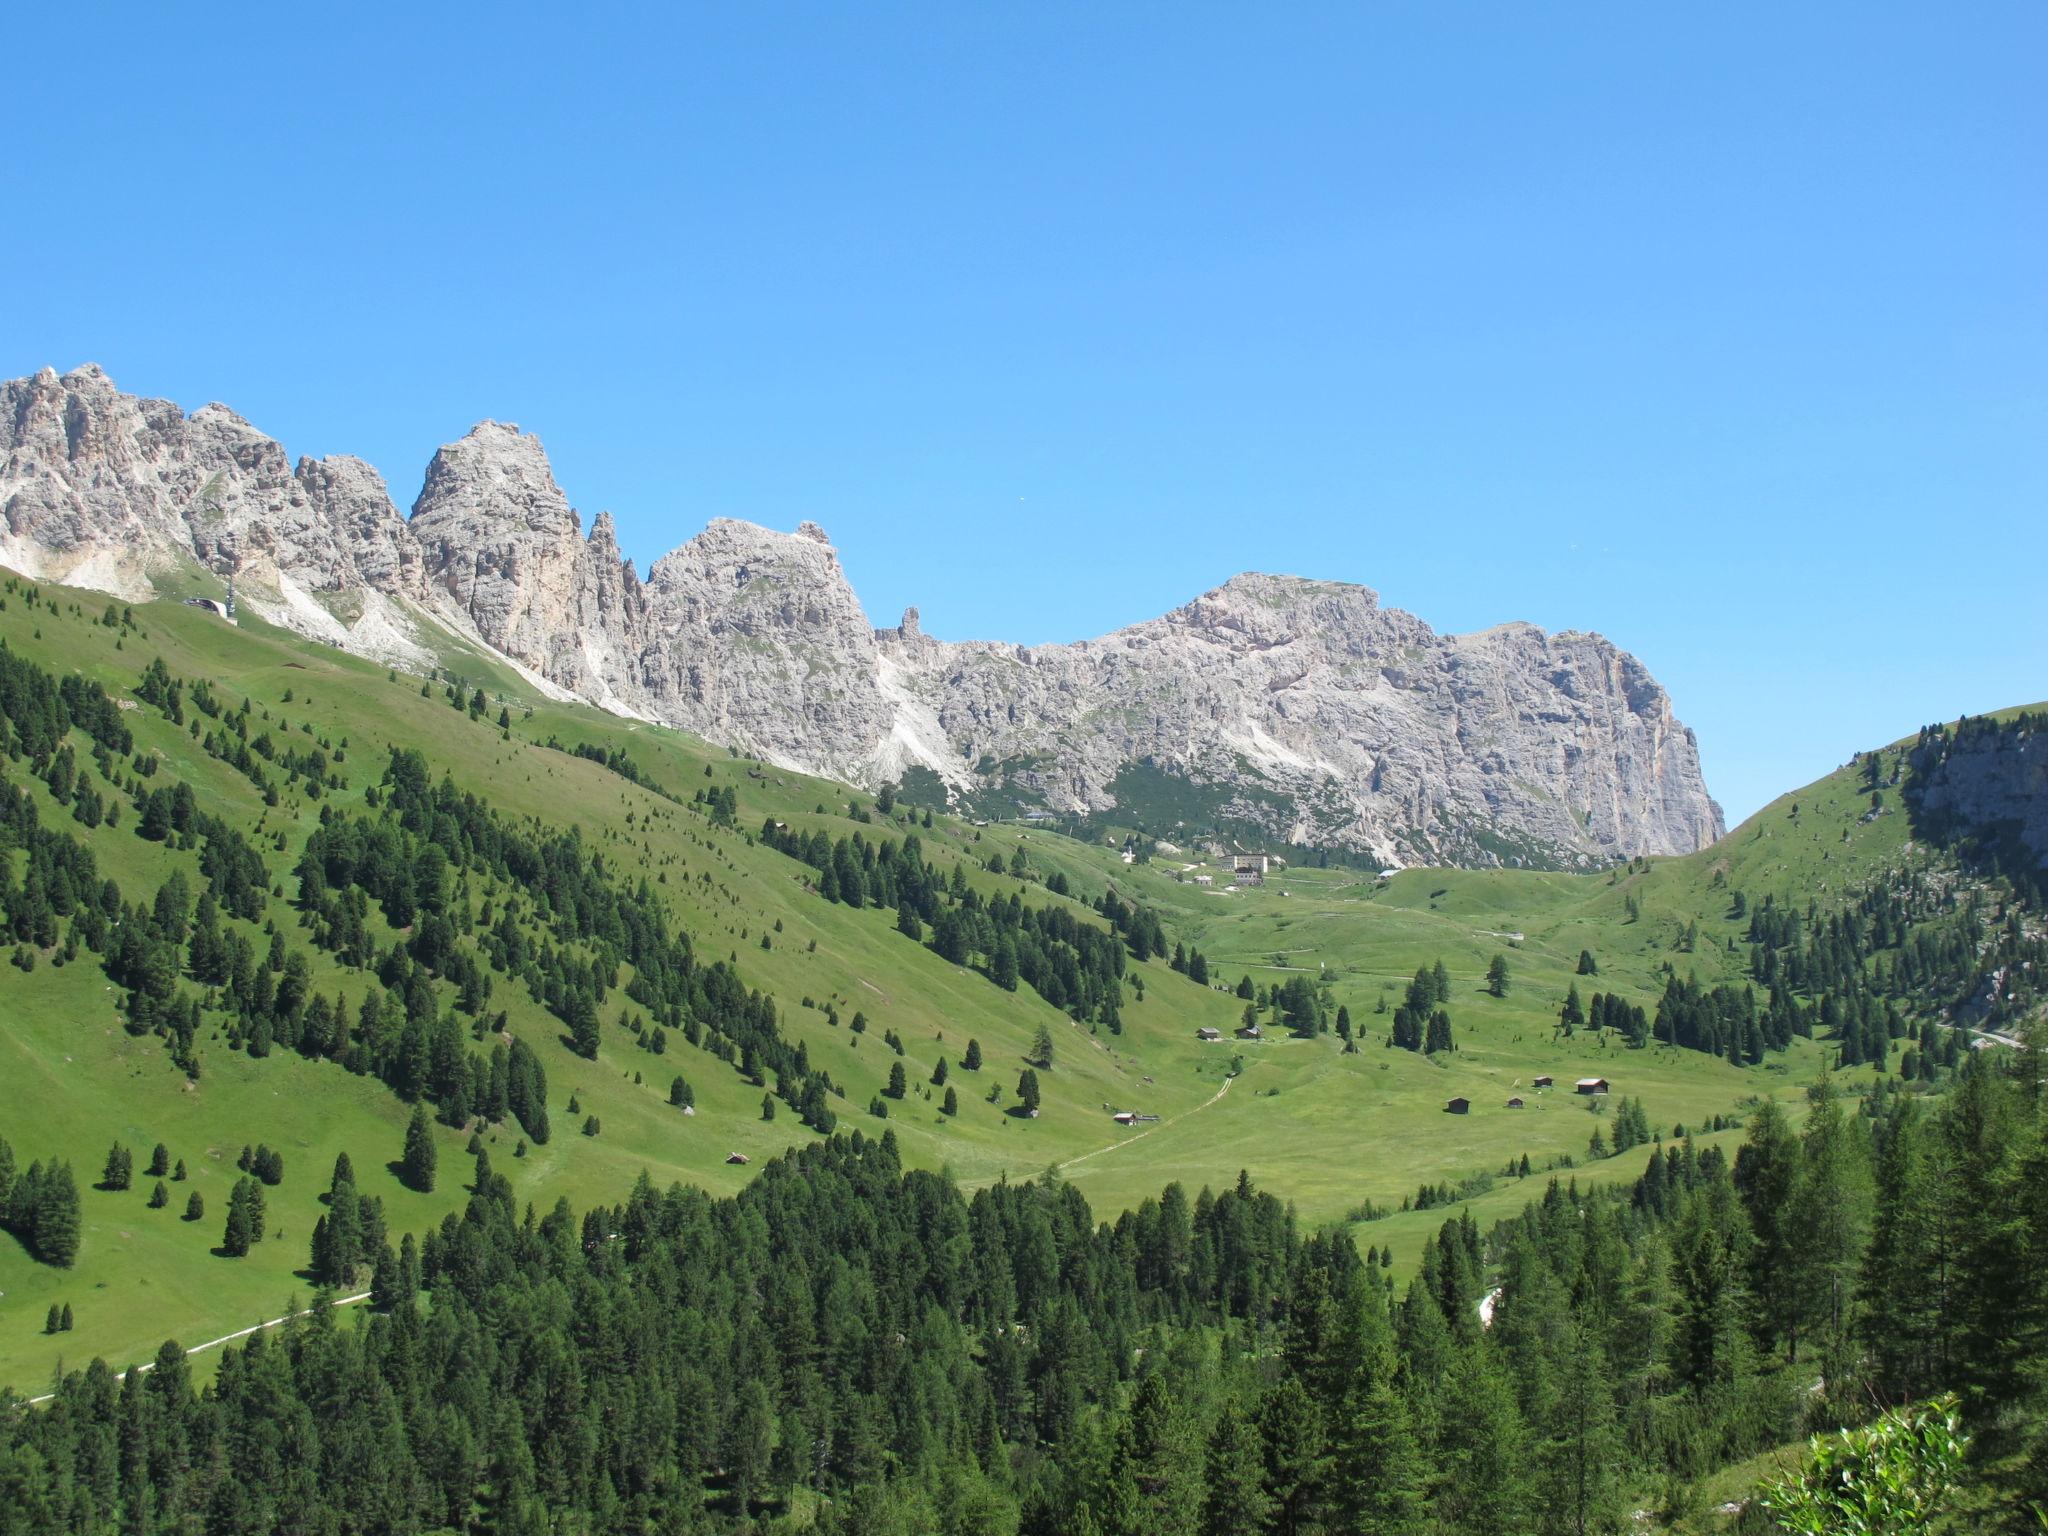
[1,571,2042,1533]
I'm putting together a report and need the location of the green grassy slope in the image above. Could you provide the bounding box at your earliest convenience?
[0,574,1947,1390]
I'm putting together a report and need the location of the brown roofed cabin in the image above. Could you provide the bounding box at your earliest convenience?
[1533,1075,1554,1088]
[1236,1022,1263,1040]
[1196,1027,1223,1041]
[726,1153,750,1165]
[1445,1097,1470,1114]
[1576,1077,1609,1095]
[1506,1096,1525,1108]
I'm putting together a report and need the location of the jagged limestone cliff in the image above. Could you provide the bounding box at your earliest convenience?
[0,364,1724,864]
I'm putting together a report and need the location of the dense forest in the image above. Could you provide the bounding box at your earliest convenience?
[3,1056,2044,1534]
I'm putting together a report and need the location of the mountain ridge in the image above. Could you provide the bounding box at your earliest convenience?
[0,363,1723,865]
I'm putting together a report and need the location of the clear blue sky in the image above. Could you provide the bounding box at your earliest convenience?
[4,5,2041,823]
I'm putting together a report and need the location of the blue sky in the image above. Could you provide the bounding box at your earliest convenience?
[4,4,2041,822]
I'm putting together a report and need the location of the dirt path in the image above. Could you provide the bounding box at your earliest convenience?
[25,1290,373,1407]
[1054,1070,1240,1175]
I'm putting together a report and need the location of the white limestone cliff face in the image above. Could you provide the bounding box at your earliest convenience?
[871,574,1722,866]
[0,364,432,662]
[0,365,1724,864]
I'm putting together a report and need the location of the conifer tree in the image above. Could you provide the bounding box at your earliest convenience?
[1559,984,1585,1034]
[27,1162,81,1267]
[401,1105,437,1193]
[101,1142,132,1191]
[222,1177,260,1257]
[1435,1343,1532,1535]
[1202,1396,1273,1534]
[1786,1078,1872,1395]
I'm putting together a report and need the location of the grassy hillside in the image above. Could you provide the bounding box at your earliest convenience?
[0,572,1978,1395]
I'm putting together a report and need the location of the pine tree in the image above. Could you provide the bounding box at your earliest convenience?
[1486,955,1511,997]
[1202,1396,1273,1534]
[1435,1343,1532,1535]
[30,1162,81,1267]
[1559,984,1585,1034]
[1734,1097,1801,1359]
[1542,1317,1624,1536]
[1031,1022,1055,1070]
[963,1038,982,1071]
[222,1177,259,1257]
[886,1062,907,1099]
[1786,1078,1872,1395]
[942,1086,958,1116]
[101,1142,132,1191]
[148,1180,168,1209]
[401,1105,437,1193]
[1258,1376,1328,1536]
[1577,949,1598,975]
[566,991,601,1060]
[1017,1069,1041,1116]
[184,1190,205,1222]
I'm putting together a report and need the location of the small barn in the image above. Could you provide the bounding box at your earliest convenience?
[1445,1097,1470,1114]
[726,1153,750,1165]
[1236,1022,1263,1040]
[1576,1077,1609,1095]
[1533,1074,1554,1088]
[1506,1096,1525,1108]
[1196,1027,1223,1042]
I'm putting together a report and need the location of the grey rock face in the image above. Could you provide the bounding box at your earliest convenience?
[0,364,430,657]
[0,365,1725,864]
[1908,716,2048,872]
[871,573,1722,865]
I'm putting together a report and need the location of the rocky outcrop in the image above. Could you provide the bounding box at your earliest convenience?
[869,574,1721,865]
[1906,712,2048,883]
[0,365,1725,864]
[0,364,432,660]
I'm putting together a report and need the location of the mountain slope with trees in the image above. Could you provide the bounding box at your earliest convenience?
[0,568,2041,1531]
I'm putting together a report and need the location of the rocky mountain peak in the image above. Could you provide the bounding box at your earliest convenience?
[412,421,577,536]
[0,364,1726,865]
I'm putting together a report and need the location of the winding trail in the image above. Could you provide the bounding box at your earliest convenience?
[24,1291,373,1407]
[1054,1070,1240,1175]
